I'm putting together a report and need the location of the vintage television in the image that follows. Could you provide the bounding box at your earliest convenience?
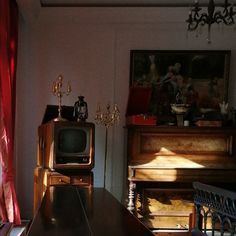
[38,121,95,170]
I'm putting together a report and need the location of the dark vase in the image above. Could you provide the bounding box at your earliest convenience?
[73,96,88,122]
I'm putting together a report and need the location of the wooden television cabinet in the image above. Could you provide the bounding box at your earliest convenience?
[33,121,94,214]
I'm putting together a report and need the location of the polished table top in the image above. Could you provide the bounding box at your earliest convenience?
[27,186,154,236]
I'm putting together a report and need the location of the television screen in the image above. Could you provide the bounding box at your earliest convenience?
[58,129,87,153]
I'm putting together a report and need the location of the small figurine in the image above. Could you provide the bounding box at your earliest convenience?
[74,96,88,122]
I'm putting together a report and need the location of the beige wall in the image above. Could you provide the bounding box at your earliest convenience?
[15,6,236,219]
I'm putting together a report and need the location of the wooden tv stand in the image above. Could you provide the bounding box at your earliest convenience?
[126,125,236,230]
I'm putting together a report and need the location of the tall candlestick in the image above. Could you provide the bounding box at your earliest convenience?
[52,75,71,121]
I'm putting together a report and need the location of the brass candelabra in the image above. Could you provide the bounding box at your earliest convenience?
[52,75,71,121]
[95,103,120,188]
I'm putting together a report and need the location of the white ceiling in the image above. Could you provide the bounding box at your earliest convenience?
[17,0,236,10]
[16,0,236,25]
[40,0,199,7]
[39,0,236,7]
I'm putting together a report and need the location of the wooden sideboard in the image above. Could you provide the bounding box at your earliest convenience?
[33,167,93,214]
[126,125,236,230]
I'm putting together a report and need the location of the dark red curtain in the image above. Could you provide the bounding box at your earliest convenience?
[0,0,21,225]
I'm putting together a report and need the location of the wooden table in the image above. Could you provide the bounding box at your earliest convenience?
[27,186,154,236]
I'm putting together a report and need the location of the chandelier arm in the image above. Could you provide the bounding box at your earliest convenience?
[221,6,232,24]
[199,13,208,26]
[214,11,224,24]
[215,10,235,25]
[187,13,201,31]
[187,12,209,31]
[225,7,236,25]
[223,16,234,25]
[187,23,198,31]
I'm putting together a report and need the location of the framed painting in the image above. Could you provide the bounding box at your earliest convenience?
[130,50,231,124]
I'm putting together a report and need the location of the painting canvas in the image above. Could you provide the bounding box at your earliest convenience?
[130,50,230,124]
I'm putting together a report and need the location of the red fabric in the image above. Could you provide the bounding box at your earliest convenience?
[0,0,21,225]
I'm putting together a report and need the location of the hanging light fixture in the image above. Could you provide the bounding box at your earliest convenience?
[186,0,236,43]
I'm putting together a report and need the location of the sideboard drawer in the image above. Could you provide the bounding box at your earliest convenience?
[50,175,71,185]
[71,175,92,186]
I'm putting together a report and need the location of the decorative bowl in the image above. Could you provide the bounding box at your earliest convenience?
[171,104,190,115]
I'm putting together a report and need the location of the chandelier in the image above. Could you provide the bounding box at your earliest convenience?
[186,0,236,43]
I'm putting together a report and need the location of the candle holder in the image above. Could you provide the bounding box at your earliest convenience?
[95,103,120,188]
[52,75,71,121]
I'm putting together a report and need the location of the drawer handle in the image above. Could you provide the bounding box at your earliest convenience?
[59,178,67,183]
